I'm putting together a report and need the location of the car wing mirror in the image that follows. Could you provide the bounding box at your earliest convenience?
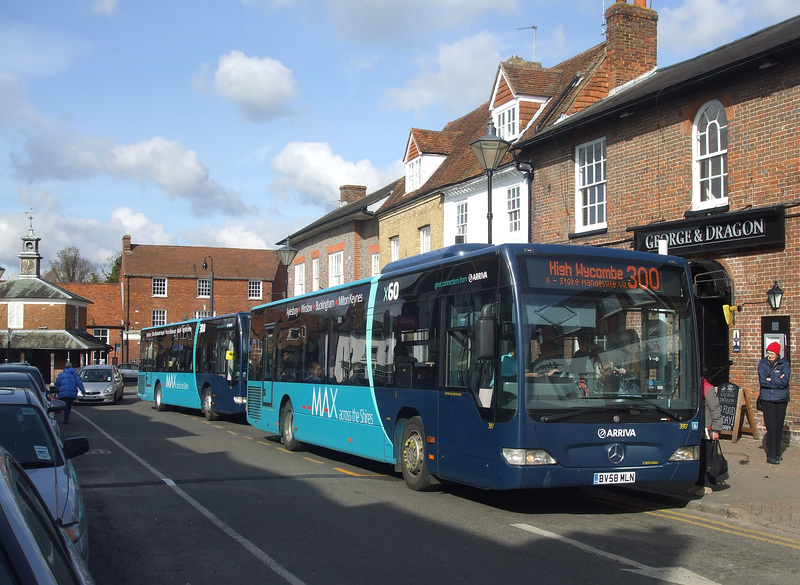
[63,436,90,459]
[47,399,67,414]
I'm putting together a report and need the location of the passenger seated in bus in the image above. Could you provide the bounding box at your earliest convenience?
[279,349,299,382]
[349,367,368,385]
[414,365,435,389]
[305,362,323,382]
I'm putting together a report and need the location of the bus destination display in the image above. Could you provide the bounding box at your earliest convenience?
[527,258,681,295]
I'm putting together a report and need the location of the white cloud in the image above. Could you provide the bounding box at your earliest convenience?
[659,0,800,59]
[213,50,298,122]
[109,207,176,246]
[91,0,117,17]
[383,33,504,114]
[269,141,402,205]
[182,223,270,249]
[7,111,253,217]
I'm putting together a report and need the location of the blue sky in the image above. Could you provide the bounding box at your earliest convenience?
[1,0,797,278]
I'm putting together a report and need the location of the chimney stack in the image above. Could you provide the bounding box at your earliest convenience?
[339,185,367,206]
[605,0,658,92]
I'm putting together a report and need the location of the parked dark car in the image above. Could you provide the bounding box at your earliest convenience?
[0,371,60,437]
[0,446,95,584]
[116,362,139,384]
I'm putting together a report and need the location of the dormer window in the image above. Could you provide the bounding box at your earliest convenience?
[495,103,518,140]
[406,157,423,192]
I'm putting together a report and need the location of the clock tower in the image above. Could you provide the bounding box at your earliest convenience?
[19,217,42,279]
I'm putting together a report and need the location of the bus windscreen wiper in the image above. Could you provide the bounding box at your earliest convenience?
[627,396,682,421]
[539,408,598,422]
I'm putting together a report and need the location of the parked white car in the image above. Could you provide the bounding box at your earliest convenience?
[76,364,124,404]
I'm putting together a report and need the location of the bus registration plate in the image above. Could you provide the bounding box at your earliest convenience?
[593,471,635,485]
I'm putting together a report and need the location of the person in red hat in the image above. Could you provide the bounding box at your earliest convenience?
[758,341,791,464]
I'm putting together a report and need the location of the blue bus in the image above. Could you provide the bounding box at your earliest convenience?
[246,243,701,490]
[138,313,250,420]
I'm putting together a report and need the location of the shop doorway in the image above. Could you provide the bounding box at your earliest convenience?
[691,261,732,386]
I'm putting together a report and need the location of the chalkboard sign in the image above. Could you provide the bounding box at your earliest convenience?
[716,382,739,433]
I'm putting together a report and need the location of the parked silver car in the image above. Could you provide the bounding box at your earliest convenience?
[0,446,95,584]
[0,388,90,560]
[116,362,139,384]
[76,364,124,404]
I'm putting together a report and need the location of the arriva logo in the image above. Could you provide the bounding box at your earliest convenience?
[598,428,636,439]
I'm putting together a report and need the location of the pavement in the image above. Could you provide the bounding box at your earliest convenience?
[627,436,800,535]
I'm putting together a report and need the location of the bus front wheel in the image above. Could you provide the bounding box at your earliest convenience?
[202,389,217,421]
[154,384,166,412]
[280,401,303,451]
[400,416,431,491]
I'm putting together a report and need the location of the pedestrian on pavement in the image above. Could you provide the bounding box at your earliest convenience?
[55,360,86,424]
[687,367,723,496]
[758,342,791,465]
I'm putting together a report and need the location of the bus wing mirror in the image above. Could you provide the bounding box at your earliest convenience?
[476,303,497,361]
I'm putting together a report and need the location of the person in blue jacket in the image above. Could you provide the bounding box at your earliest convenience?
[55,361,86,424]
[758,342,791,464]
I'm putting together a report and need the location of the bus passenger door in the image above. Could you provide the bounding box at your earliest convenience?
[436,306,499,488]
[252,325,275,410]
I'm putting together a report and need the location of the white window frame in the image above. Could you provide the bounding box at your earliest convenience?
[248,280,262,300]
[390,237,399,262]
[294,263,305,296]
[495,103,518,141]
[575,137,607,233]
[93,328,109,343]
[419,225,431,254]
[8,303,23,329]
[152,277,167,297]
[406,157,422,192]
[328,251,344,287]
[152,309,166,327]
[456,202,468,241]
[197,278,211,298]
[371,253,380,276]
[194,310,212,319]
[507,186,521,233]
[693,100,728,211]
[312,258,320,292]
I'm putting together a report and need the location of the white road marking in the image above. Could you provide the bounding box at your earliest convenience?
[78,412,308,585]
[511,523,721,585]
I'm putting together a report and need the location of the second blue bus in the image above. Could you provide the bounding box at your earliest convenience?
[138,312,250,420]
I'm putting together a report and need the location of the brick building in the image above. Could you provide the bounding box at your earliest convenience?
[514,5,800,441]
[119,235,283,362]
[0,224,109,382]
[284,182,399,295]
[59,283,125,366]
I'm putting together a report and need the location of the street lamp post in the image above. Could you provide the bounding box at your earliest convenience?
[470,119,512,244]
[202,256,214,316]
[277,238,298,299]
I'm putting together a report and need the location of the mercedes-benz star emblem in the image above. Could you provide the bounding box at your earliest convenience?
[607,443,625,464]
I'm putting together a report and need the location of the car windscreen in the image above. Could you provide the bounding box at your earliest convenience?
[0,405,63,468]
[80,368,113,383]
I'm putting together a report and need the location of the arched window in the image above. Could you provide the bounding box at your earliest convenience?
[693,100,728,210]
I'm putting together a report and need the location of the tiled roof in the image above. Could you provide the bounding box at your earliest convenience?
[519,13,800,145]
[0,330,111,351]
[379,103,503,214]
[285,179,402,244]
[122,244,281,280]
[409,129,460,156]
[498,57,561,97]
[0,278,92,303]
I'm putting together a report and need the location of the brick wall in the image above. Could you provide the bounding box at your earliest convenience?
[528,57,800,440]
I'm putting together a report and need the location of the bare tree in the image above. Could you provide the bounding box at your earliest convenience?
[44,247,98,283]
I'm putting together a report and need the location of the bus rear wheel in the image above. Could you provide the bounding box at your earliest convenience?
[202,389,217,421]
[401,416,431,491]
[280,401,303,451]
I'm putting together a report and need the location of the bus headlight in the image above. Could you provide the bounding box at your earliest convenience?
[668,446,699,461]
[234,396,246,404]
[502,448,558,466]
